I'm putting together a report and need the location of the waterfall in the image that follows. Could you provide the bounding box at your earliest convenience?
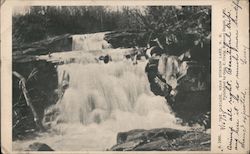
[71,32,111,51]
[40,61,188,151]
[46,32,185,128]
[54,62,179,125]
[14,32,190,151]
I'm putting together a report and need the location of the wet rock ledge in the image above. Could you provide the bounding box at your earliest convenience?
[110,128,210,151]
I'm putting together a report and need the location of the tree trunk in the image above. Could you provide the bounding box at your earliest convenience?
[13,71,44,131]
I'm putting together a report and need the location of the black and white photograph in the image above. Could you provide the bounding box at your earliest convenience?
[11,5,211,151]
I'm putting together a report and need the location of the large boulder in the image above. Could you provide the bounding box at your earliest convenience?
[110,128,210,151]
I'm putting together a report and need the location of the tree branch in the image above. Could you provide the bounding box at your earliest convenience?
[13,71,44,130]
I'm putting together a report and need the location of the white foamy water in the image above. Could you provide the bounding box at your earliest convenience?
[13,32,191,151]
[72,32,112,51]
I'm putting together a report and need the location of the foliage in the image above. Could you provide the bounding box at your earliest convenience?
[13,6,211,58]
[135,6,211,53]
[13,6,122,44]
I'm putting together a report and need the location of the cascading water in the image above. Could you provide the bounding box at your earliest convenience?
[72,32,111,51]
[14,32,191,151]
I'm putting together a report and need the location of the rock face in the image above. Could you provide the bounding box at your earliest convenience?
[166,61,211,127]
[27,142,54,151]
[145,56,211,128]
[110,128,210,151]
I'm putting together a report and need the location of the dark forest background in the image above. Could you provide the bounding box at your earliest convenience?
[13,6,211,51]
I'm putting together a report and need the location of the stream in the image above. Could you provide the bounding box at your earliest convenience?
[13,32,192,151]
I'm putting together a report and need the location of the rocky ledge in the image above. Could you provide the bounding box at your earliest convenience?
[110,128,210,151]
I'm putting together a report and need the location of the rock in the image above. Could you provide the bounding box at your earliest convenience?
[110,128,210,151]
[145,57,172,97]
[134,138,171,151]
[13,34,72,61]
[117,129,145,144]
[104,31,148,48]
[116,128,188,146]
[103,54,112,64]
[111,140,143,151]
[27,142,54,151]
[145,56,211,127]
